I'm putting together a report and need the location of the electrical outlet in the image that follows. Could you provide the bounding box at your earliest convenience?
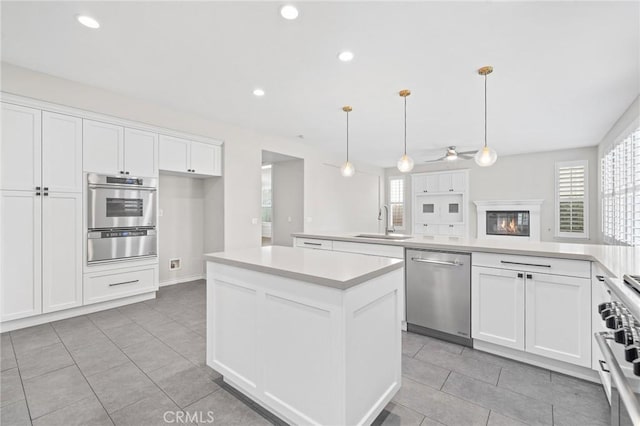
[251,218,258,225]
[169,258,181,271]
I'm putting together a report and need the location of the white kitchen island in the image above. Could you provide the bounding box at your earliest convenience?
[204,246,404,426]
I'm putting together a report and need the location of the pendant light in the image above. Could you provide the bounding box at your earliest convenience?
[340,105,355,177]
[474,66,498,167]
[397,89,414,173]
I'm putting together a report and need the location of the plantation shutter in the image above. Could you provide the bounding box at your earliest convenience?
[556,161,588,237]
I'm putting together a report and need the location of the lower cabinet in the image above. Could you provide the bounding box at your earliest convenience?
[472,253,592,367]
[84,266,158,305]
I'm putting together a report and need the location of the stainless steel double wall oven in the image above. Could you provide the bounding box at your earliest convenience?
[87,173,158,263]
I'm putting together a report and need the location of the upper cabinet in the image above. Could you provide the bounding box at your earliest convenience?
[159,135,222,177]
[43,112,83,193]
[413,170,466,193]
[1,103,41,191]
[84,119,158,177]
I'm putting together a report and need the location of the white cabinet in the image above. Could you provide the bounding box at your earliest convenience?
[159,135,222,177]
[591,268,610,372]
[472,266,525,350]
[84,120,158,176]
[413,174,438,193]
[472,253,592,367]
[84,266,157,305]
[42,193,83,313]
[412,170,468,237]
[1,103,41,191]
[42,112,83,193]
[294,237,333,250]
[525,272,591,367]
[0,191,42,321]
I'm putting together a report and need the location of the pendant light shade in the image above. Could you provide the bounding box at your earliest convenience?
[340,105,355,177]
[475,66,498,167]
[397,89,414,173]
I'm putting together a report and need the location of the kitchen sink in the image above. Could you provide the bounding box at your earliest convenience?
[354,233,413,240]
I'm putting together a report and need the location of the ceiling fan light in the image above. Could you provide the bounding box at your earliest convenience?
[474,146,498,167]
[445,153,458,161]
[340,161,355,177]
[397,154,414,172]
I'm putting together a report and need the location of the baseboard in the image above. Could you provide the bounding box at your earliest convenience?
[160,274,205,287]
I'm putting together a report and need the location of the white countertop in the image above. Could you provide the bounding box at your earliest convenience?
[204,246,404,290]
[292,232,640,278]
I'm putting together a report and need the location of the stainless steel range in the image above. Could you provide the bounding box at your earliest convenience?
[87,173,158,263]
[596,274,640,425]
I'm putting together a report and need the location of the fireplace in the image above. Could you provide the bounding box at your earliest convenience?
[474,200,543,242]
[486,211,530,237]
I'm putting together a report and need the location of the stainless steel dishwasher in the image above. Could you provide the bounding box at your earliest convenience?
[406,249,472,347]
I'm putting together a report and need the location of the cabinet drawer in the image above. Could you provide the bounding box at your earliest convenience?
[84,267,157,305]
[472,252,591,278]
[295,238,333,250]
[332,241,403,259]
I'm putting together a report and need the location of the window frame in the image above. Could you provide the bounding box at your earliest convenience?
[387,175,406,231]
[554,160,589,239]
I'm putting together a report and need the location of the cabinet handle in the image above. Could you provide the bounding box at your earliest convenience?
[423,190,428,193]
[125,171,130,175]
[449,188,454,192]
[120,171,125,174]
[423,224,428,227]
[187,169,192,172]
[35,186,41,190]
[35,192,41,196]
[192,169,196,173]
[526,274,533,279]
[303,242,322,246]
[109,279,139,287]
[517,273,523,278]
[596,275,605,282]
[500,260,551,268]
[449,225,454,228]
[43,193,48,196]
[599,359,610,373]
[43,187,48,191]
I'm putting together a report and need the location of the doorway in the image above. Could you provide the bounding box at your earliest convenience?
[261,151,304,247]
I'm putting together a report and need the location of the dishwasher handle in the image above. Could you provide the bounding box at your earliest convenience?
[410,257,463,267]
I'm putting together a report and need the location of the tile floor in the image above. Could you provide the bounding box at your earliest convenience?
[0,280,609,426]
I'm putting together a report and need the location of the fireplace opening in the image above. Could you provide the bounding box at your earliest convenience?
[486,211,530,237]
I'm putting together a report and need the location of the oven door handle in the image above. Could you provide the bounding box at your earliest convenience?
[89,184,157,191]
[595,331,640,424]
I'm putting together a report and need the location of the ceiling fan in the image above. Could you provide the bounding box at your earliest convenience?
[424,146,476,163]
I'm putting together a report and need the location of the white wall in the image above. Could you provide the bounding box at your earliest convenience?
[158,174,206,284]
[2,63,384,250]
[386,146,600,243]
[272,159,304,246]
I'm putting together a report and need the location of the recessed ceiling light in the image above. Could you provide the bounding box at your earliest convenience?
[338,51,354,62]
[253,88,265,97]
[76,15,100,29]
[280,5,299,20]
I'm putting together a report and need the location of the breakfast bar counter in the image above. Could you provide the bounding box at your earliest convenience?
[204,246,404,426]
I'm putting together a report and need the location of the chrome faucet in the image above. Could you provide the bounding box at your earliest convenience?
[378,205,395,236]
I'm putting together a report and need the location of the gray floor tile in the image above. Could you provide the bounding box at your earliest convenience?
[1,333,17,372]
[402,356,450,390]
[393,376,489,426]
[191,321,206,337]
[414,343,501,385]
[419,417,445,426]
[89,309,134,331]
[110,390,193,426]
[552,405,609,426]
[487,411,528,426]
[199,365,223,381]
[119,304,171,329]
[121,338,185,373]
[147,358,219,408]
[68,340,129,376]
[0,399,31,426]
[16,342,74,380]
[50,315,94,332]
[0,367,25,408]
[442,371,552,425]
[402,332,425,358]
[22,365,93,419]
[53,319,111,350]
[372,401,426,426]
[32,394,113,426]
[102,322,155,349]
[462,347,551,382]
[11,324,60,356]
[86,362,158,413]
[550,373,609,425]
[143,319,192,341]
[185,388,271,426]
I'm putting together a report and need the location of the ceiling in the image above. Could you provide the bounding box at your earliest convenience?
[2,1,638,167]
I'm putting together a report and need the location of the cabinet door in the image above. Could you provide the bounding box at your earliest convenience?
[525,273,591,367]
[438,173,453,192]
[1,103,41,191]
[472,266,525,350]
[0,191,42,321]
[439,224,464,236]
[124,128,158,177]
[417,223,437,236]
[83,120,124,174]
[41,192,82,313]
[42,112,82,193]
[451,171,466,192]
[159,135,190,173]
[190,141,221,176]
[413,175,439,193]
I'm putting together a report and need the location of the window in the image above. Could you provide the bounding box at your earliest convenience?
[388,177,405,229]
[601,126,640,246]
[261,165,272,223]
[555,160,588,238]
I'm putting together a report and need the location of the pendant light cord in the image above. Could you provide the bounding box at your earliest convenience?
[404,95,407,155]
[484,73,488,148]
[346,110,349,162]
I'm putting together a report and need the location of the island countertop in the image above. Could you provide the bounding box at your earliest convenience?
[292,232,640,278]
[204,245,404,290]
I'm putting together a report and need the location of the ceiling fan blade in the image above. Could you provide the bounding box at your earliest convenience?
[424,156,447,163]
[458,150,477,155]
[458,154,475,159]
